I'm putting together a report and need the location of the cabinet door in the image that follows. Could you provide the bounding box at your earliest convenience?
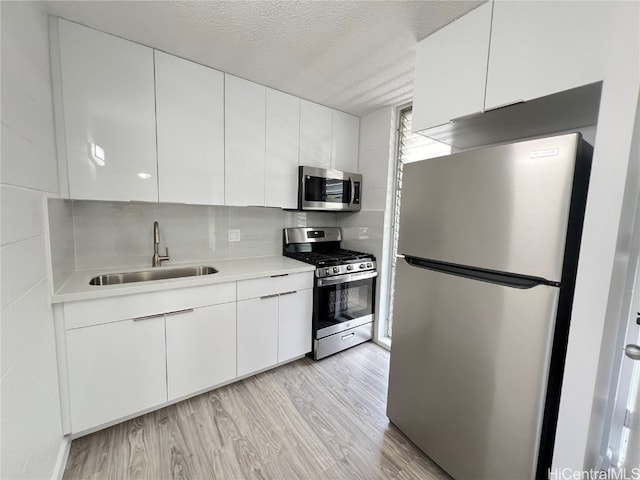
[331,111,359,172]
[66,317,166,433]
[225,75,266,206]
[278,289,313,363]
[411,2,492,132]
[237,296,278,377]
[265,89,300,208]
[299,100,332,169]
[57,19,158,202]
[155,52,224,205]
[485,1,614,110]
[166,303,236,400]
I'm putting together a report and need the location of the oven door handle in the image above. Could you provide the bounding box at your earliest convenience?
[316,270,377,287]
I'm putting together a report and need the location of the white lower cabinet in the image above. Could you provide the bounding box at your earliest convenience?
[237,295,279,377]
[166,303,237,401]
[278,289,313,363]
[59,272,313,434]
[66,316,166,433]
[236,272,314,376]
[237,288,313,377]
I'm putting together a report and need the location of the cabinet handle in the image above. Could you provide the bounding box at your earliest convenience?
[260,293,280,300]
[279,290,297,296]
[165,308,194,316]
[271,273,289,278]
[133,313,165,321]
[133,308,194,321]
[341,333,355,341]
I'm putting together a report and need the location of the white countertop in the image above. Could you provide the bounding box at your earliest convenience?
[52,256,315,303]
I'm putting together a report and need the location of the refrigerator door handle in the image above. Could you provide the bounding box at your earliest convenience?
[403,255,557,289]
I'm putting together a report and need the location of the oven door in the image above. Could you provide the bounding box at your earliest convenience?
[314,271,376,338]
[299,166,362,212]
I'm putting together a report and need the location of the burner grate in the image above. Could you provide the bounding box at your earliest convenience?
[285,249,373,267]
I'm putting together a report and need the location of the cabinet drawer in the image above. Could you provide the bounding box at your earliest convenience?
[237,272,314,300]
[64,282,236,330]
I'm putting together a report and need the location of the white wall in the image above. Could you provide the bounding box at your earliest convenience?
[1,2,66,479]
[339,106,396,342]
[553,1,640,470]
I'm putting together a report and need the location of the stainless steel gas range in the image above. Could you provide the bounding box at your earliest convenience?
[283,227,377,359]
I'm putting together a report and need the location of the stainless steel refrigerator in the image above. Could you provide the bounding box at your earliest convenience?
[386,133,592,480]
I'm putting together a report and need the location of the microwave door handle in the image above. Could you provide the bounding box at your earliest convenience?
[349,177,355,206]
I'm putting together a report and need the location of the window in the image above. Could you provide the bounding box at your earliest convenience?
[385,106,451,338]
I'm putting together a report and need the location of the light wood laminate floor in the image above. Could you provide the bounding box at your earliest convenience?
[64,342,450,480]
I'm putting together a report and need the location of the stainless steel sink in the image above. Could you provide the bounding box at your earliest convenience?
[89,266,218,286]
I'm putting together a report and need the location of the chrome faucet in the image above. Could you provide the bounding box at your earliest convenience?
[152,221,170,267]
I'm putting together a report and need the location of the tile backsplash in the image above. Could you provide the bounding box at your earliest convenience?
[47,198,76,291]
[65,201,339,273]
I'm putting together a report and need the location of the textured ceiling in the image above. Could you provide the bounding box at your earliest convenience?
[44,0,483,117]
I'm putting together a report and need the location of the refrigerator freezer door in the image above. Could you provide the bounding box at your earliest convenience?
[398,133,581,282]
[387,259,559,480]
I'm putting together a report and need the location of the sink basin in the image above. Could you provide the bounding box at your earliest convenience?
[89,266,218,286]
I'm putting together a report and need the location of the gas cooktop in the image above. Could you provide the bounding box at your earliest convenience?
[283,227,376,278]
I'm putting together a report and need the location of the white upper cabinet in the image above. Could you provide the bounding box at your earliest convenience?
[412,2,492,132]
[265,89,300,209]
[55,19,360,204]
[300,100,360,172]
[155,52,224,205]
[225,74,266,206]
[412,1,614,133]
[299,100,333,169]
[57,19,158,202]
[331,110,360,172]
[485,1,614,110]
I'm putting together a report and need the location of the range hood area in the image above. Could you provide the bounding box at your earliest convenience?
[417,82,602,150]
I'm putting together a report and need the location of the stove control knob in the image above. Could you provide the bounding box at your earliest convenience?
[333,267,339,273]
[325,268,331,276]
[367,262,372,268]
[346,265,353,271]
[359,263,365,269]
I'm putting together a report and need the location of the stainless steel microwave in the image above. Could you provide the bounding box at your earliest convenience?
[298,166,362,212]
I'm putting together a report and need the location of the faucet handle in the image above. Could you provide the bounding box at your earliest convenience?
[159,247,170,265]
